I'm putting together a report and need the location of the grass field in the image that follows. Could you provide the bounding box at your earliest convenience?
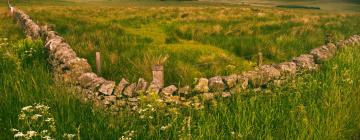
[1,0,360,139]
[9,0,360,85]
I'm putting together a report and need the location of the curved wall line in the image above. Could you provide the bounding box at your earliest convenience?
[8,5,360,111]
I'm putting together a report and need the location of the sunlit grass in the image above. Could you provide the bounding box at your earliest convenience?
[1,1,360,139]
[13,1,359,84]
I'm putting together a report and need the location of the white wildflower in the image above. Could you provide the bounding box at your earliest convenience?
[42,135,54,140]
[14,132,25,138]
[31,114,43,120]
[18,113,26,120]
[21,105,33,111]
[26,130,38,138]
[63,133,76,139]
[45,117,54,122]
[160,124,172,131]
[10,128,19,132]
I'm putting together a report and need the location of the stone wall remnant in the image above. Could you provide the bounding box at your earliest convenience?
[9,5,360,111]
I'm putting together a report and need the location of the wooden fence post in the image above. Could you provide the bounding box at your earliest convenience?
[96,52,101,74]
[152,65,164,88]
[258,52,263,67]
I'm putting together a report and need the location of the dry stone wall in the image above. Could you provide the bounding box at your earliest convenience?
[9,6,360,111]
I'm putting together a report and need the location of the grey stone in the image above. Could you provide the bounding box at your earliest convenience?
[53,46,77,63]
[115,100,127,108]
[292,54,318,71]
[242,65,281,88]
[310,44,336,63]
[98,81,116,95]
[194,78,209,93]
[257,65,281,84]
[273,62,297,77]
[114,78,129,97]
[123,83,136,97]
[64,58,92,75]
[237,76,249,90]
[104,95,117,104]
[336,40,346,49]
[209,76,225,91]
[223,74,238,88]
[242,70,262,87]
[78,72,105,89]
[161,85,178,96]
[135,78,148,94]
[178,86,191,96]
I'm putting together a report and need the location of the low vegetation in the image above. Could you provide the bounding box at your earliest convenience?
[1,0,360,139]
[1,32,359,140]
[14,0,360,85]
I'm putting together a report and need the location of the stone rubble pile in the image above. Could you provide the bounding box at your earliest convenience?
[10,6,360,111]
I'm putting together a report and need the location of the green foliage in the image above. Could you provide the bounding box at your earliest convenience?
[16,2,360,85]
[0,2,360,139]
[1,37,360,139]
[12,39,44,67]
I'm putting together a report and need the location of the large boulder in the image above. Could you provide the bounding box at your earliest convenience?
[209,76,225,91]
[161,85,178,96]
[98,80,116,95]
[194,78,209,93]
[114,78,129,97]
[77,72,105,90]
[292,54,318,71]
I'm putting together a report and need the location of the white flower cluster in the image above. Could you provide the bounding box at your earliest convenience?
[160,123,172,131]
[137,104,156,120]
[119,130,136,140]
[11,103,56,140]
[12,104,77,140]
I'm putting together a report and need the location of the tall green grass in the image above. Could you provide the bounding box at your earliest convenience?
[13,1,359,84]
[1,36,359,140]
[0,2,359,139]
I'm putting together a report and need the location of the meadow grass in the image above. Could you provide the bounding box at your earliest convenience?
[12,0,360,85]
[1,33,359,140]
[1,1,360,139]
